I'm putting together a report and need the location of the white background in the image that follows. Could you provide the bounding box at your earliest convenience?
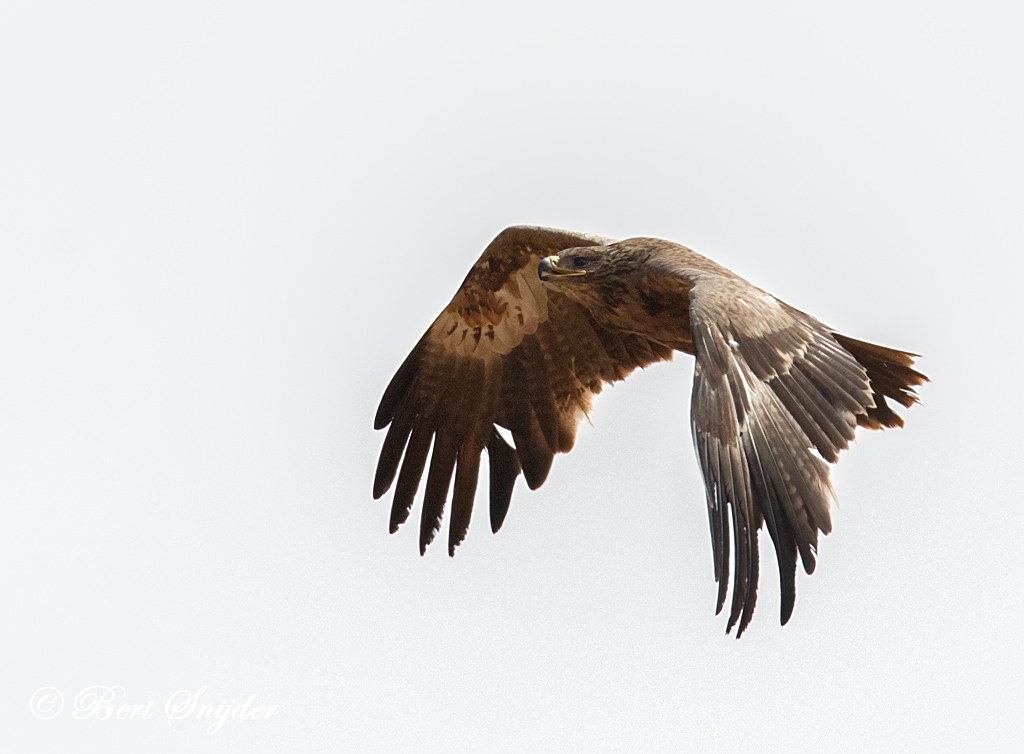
[2,1,1021,751]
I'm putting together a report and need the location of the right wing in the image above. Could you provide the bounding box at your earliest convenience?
[373,226,674,555]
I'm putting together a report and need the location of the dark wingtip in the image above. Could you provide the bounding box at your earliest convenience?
[375,335,427,430]
[389,424,432,536]
[419,515,439,555]
[521,452,553,490]
[448,530,466,557]
[488,428,522,533]
[390,504,410,535]
[802,554,816,576]
[373,457,398,500]
[726,610,740,635]
[780,592,795,626]
[729,608,750,638]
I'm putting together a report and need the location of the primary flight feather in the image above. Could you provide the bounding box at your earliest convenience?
[373,225,927,636]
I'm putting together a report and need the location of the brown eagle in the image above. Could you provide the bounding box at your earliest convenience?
[373,226,926,636]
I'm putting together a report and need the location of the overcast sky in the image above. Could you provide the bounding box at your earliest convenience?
[2,1,1021,751]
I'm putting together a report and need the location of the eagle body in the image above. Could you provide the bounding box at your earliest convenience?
[373,225,926,636]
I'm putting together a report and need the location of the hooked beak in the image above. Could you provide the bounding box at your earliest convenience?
[538,255,586,281]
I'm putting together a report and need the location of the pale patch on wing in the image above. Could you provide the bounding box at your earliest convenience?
[432,258,550,358]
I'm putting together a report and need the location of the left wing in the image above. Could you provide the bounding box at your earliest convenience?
[687,271,879,636]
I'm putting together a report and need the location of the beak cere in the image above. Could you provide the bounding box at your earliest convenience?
[538,255,586,281]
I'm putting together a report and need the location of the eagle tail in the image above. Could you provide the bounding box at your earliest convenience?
[832,333,929,430]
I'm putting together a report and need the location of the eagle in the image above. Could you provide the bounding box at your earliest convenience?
[373,226,927,636]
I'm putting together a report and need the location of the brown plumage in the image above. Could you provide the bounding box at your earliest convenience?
[373,225,927,636]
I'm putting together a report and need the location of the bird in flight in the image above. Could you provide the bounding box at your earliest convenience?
[373,226,927,636]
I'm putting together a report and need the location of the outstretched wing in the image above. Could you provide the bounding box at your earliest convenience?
[687,271,921,636]
[373,226,674,555]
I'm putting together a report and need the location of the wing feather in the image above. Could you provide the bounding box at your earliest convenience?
[420,428,458,554]
[375,334,426,430]
[373,388,417,498]
[769,373,845,462]
[390,423,433,533]
[518,335,562,454]
[449,444,482,554]
[486,428,521,533]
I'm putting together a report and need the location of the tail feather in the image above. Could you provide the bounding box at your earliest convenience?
[832,333,929,430]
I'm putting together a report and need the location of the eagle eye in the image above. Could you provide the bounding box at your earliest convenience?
[572,256,589,269]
